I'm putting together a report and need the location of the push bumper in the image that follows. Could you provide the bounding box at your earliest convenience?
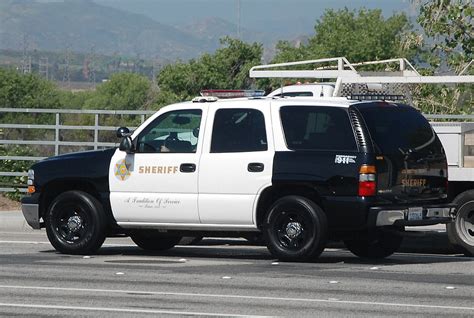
[21,194,41,230]
[369,204,456,227]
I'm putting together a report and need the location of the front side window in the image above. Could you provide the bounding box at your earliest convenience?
[280,106,357,151]
[211,108,267,153]
[136,109,202,153]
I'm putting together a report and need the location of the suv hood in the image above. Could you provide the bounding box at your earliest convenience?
[31,148,116,189]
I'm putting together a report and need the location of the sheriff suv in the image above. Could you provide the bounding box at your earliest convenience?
[21,96,455,261]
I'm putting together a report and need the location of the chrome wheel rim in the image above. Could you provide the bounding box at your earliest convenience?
[456,204,474,246]
[275,211,310,251]
[53,204,89,244]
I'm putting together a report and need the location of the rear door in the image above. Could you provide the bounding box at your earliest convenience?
[355,103,448,202]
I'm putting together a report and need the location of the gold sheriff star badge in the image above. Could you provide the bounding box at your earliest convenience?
[114,159,131,181]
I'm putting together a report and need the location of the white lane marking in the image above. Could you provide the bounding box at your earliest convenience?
[0,240,136,247]
[0,240,50,245]
[0,285,472,312]
[0,303,270,317]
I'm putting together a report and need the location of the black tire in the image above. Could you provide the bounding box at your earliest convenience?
[45,191,106,255]
[447,191,474,257]
[131,231,181,251]
[178,236,203,245]
[344,228,403,259]
[264,195,327,262]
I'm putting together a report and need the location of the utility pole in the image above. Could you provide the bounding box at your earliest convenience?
[62,46,71,88]
[39,57,49,80]
[20,34,31,74]
[87,46,97,84]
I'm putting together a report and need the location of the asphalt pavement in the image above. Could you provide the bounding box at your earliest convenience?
[0,230,472,317]
[0,210,473,317]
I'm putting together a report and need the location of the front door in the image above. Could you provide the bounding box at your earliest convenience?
[109,108,205,225]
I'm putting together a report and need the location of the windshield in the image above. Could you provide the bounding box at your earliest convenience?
[357,104,439,154]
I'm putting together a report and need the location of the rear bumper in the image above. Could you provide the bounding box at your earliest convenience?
[369,204,456,227]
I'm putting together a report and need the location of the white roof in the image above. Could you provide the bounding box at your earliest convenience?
[187,96,361,108]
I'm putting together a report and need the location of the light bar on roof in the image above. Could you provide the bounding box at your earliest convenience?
[200,89,265,98]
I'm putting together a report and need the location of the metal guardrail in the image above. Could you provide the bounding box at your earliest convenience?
[0,108,155,192]
[424,114,474,120]
[1,108,474,193]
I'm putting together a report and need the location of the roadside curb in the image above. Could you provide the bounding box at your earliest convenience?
[0,211,34,232]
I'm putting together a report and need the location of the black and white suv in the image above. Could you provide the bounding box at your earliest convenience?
[21,96,455,261]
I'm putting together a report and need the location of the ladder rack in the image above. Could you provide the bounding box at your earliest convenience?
[249,57,474,97]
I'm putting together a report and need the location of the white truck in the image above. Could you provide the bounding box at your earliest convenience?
[253,57,474,255]
[431,123,474,255]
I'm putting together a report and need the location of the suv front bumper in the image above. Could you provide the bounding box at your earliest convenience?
[21,194,41,230]
[369,204,456,227]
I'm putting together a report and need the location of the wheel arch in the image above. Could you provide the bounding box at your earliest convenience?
[255,183,323,229]
[39,179,114,226]
[448,181,474,202]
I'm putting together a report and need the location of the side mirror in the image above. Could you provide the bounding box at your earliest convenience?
[119,136,134,153]
[116,127,131,138]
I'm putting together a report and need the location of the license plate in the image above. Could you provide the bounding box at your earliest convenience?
[408,207,423,221]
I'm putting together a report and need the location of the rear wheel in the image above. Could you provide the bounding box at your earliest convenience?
[45,191,106,255]
[264,196,327,262]
[131,231,181,251]
[448,191,474,257]
[344,227,403,259]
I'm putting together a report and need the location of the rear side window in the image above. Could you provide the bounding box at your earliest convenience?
[211,108,268,153]
[280,106,357,151]
[358,105,439,154]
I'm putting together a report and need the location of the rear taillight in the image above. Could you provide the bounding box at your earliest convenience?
[359,165,376,196]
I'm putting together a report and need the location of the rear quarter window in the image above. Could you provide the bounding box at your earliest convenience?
[357,104,440,154]
[280,106,357,151]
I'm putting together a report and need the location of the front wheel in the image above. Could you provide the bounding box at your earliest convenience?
[131,231,181,251]
[264,195,327,262]
[45,191,106,255]
[447,191,474,257]
[344,228,403,259]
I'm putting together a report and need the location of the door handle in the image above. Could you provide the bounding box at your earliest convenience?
[180,163,196,173]
[248,162,264,172]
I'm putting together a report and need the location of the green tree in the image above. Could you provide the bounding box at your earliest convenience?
[58,90,96,110]
[417,0,473,70]
[156,37,263,102]
[84,72,153,110]
[414,0,473,114]
[273,8,416,64]
[0,68,61,109]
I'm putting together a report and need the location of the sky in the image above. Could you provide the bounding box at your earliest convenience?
[95,0,417,38]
